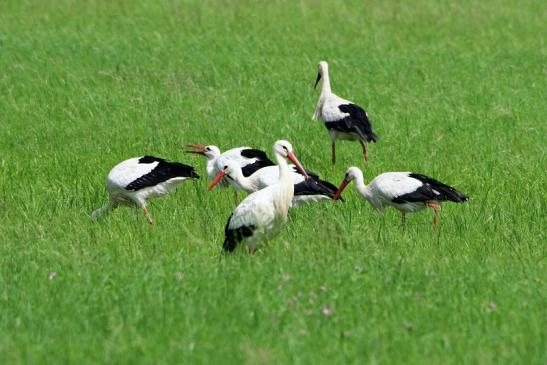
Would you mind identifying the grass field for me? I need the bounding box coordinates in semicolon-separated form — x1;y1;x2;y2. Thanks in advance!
1;0;545;363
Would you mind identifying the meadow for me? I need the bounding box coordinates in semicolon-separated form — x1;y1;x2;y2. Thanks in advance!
1;0;545;363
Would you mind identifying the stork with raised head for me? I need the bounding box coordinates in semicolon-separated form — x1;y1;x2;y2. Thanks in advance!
91;156;199;224
221;140;309;254
313;61;378;165
184;144;274;199
333;167;468;226
208;161;339;207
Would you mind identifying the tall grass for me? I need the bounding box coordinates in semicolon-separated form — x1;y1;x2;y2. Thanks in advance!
0;0;545;363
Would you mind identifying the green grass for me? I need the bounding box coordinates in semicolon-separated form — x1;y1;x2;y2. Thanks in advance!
1;0;545;363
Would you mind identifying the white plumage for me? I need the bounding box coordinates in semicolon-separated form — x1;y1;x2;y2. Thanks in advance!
313;61;378;164
91;156;199;224
185;144;274;195
333;167;468;226
314;93;355;123
209;162;338;207
210;164;297;191
221;140;309;254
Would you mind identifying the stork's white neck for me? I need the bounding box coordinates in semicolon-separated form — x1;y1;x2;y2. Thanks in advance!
353;170;372;200
271;149;294;218
228;167;258;193
275;152;292;185
320;66;332;95
206;157;218;179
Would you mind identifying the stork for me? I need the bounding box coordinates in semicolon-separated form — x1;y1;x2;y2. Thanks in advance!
313;61;378;165
91;156;199;224
208;161;339;207
333;167;468;227
221;140;308;254
184;144;274;200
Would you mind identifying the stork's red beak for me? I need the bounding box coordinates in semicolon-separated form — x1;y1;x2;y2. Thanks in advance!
333;179;350;201
286;152;309;179
184;144;206;155
208;171;226;191
314;73;321;89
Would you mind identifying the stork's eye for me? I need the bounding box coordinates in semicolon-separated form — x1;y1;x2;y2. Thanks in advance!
223;165;228;169
282;146;288;151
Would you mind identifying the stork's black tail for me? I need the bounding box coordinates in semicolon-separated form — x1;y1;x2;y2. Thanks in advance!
439;187;469;203
409;173;469;203
365;130;379;143
223;214;255;252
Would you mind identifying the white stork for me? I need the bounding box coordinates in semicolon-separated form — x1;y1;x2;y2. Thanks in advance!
221;140;309;254
208;161;339;207
184;144;274;200
333;167;468;226
91;156;199;224
313;61;378;165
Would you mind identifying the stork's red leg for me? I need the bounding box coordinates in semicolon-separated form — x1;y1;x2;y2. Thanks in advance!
331;142;336;165
143;207;153;225
426;201;440;228
360;141;368;165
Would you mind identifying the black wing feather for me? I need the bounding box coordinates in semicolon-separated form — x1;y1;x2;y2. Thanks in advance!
125;156;199;191
293;177;342;200
241;160;274;177
239;148;273;162
223;214;255;252
239;149;275;177
325;103;378;142
392;173;468;204
289;166;319;179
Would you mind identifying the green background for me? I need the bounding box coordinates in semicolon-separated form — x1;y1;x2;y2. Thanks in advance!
1;0;545;363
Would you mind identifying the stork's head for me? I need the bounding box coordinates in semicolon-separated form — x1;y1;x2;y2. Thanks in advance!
345;167;363;182
273;140;293;158
333;167;362;201
208;161;240;191
273;140;309;179
318;61;328;74
184;144;221;160
315;61;329;88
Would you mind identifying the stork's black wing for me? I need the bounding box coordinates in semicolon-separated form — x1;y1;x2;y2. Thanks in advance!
391;173;468;204
294;177;341;200
125;156;199;191
289;166;320;180
223;213;255;252
325;103;378;142
239;149;275;177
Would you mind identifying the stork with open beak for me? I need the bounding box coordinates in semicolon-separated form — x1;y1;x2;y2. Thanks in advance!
184;144;274;202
